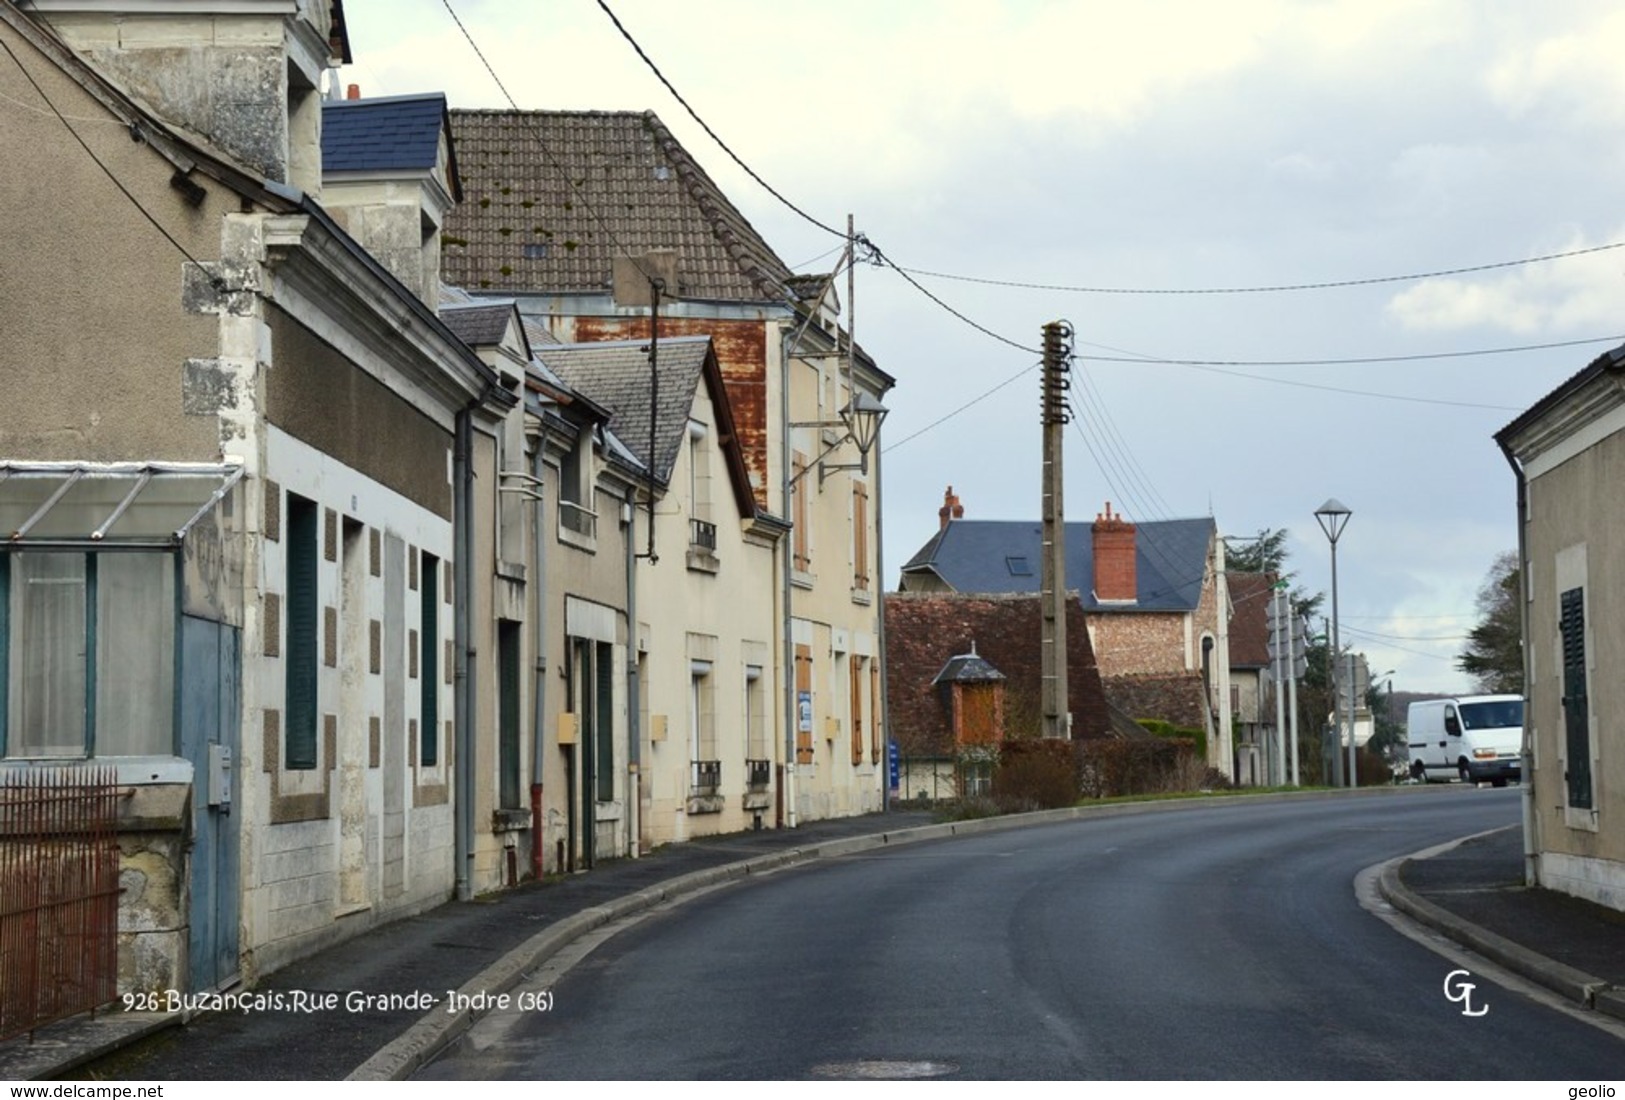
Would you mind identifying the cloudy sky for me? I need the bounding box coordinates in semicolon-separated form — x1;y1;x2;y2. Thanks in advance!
341;0;1625;694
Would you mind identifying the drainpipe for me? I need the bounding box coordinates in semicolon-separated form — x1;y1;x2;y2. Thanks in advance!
780;323;798;828
624;486;640;858
1498;440;1537;886
453;404;477;902
874;421;889;813
530;427;548;882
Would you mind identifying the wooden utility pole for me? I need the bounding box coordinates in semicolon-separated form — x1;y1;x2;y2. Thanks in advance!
1040;321;1073;739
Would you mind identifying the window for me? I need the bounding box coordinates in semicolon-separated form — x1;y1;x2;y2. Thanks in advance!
420;550;439;767
2;551;176;758
285;494;319;770
558;432;595;543
690;659;717;793
1559;586;1592;811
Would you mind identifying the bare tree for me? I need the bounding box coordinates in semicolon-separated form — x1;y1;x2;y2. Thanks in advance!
1456;550;1523;694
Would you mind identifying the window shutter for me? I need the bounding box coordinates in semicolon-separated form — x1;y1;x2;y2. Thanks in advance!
1560;586;1592;810
285;495;319;770
795;644;813;763
420;552;439;767
792;453;810;572
870;660;882;763
852;482;869;589
850;655;864;765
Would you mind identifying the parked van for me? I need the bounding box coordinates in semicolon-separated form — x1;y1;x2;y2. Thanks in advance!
1406;695;1523;786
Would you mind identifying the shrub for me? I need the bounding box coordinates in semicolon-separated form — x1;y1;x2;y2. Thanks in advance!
993;739;1079;810
1078;737;1202;798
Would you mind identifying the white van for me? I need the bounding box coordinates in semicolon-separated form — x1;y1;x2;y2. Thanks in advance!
1406;695;1523;786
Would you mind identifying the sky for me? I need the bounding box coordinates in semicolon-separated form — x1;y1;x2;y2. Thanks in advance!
338;0;1625;695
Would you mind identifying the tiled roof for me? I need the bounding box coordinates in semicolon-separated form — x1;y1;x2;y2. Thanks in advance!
322;94;454;184
443;110;795;300
1101;672;1206;730
534;336;712;486
884;593;1110;755
1226;572;1277;669
440;301;519;349
901;517;1215;612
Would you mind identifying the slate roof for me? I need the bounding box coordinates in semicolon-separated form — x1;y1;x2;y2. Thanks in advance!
322;94;457;194
440;301;520;349
534;336;712;486
444;110;795;301
901;517;1215;612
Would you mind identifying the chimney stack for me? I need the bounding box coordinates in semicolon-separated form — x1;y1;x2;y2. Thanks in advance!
347;84;361;100
1092;502;1137;604
938;485;964;530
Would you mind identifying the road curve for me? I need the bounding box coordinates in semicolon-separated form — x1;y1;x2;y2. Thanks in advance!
419;788;1622;1079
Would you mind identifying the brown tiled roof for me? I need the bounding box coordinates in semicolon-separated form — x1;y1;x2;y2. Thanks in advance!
444;110;795;302
884;593;1111;757
1102;672;1206;730
1227;572;1276;669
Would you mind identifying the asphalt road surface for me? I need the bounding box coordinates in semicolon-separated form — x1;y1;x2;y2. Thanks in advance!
418;788;1624;1079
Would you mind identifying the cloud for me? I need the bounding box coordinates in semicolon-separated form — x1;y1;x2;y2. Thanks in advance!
1383;229;1625;335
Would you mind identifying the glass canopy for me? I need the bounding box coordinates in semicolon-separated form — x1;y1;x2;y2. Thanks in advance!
0;462;243;547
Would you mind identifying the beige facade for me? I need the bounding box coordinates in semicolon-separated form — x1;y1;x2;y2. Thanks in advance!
1498;353;1625;910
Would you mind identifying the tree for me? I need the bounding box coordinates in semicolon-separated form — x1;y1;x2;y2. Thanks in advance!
1457;550;1523;694
1225;527;1324;620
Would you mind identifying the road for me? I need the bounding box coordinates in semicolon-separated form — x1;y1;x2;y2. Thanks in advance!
418;788;1623;1079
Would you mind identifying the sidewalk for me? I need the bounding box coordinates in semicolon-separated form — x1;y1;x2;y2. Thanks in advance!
5;793;1623;1080
1381;821;1625;1019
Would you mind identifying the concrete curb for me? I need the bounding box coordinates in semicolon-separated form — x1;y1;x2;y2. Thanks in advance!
1378;851;1612;1009
349;784;1458;1080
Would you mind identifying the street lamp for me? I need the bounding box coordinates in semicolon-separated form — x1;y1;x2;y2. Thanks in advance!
791;391;890;486
1314;498;1352;787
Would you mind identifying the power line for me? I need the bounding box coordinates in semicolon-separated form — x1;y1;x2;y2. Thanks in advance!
1082;333;1624;370
593;0;845;240
883;362;1039;453
900;240;1625;296
867;240;1041;354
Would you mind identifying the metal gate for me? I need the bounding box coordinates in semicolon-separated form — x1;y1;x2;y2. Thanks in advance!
0;766;120;1041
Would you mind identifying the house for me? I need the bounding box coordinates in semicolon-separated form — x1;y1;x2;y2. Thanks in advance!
1225;572;1278;785
1495;344;1625;911
884;593;1112;800
899;490;1233;775
443;108;895;827
535;336;782;846
0;1;514;1004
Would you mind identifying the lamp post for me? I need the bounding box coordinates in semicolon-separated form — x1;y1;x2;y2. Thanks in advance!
1314;499;1352;787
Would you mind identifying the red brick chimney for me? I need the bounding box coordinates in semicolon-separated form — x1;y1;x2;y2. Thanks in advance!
939;485;964;530
1092;502;1137;603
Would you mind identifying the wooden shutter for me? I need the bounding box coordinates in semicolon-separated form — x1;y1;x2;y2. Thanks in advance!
850;655;864;765
870;659;882;763
852;482;869;589
1560;586;1592;809
498;621;521;809
792;453;810;572
795;644;813;763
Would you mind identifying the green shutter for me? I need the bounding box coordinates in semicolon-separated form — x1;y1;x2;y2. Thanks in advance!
596;641;614;803
499;621;521;808
1560;586;1592;810
285;496;319;770
421;552;438;767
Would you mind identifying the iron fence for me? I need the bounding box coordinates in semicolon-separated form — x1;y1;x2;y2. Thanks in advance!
0;766;121;1041
745;758;771;793
690;759;721;796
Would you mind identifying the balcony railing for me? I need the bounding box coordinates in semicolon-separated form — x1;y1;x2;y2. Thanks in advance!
689;517;717;551
746;758;771;793
690;759;721;796
558;500;596;540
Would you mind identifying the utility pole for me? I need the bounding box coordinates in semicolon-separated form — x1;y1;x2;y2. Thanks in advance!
1040;321;1073;740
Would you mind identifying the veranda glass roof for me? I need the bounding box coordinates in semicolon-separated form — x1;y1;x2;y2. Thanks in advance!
0;462;243;547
